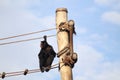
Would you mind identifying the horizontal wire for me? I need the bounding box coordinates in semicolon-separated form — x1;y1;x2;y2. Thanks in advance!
0;34;56;46
0;63;59;78
0;28;56;40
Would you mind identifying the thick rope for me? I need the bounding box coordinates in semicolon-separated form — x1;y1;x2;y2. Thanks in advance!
0;28;56;40
0;63;59;79
0;34;56;46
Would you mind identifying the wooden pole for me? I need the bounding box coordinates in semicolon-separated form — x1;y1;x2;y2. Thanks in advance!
56;8;73;80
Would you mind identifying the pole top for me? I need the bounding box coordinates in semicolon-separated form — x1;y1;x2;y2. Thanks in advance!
56;8;68;13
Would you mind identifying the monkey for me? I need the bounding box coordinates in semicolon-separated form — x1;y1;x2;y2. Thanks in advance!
38;36;56;72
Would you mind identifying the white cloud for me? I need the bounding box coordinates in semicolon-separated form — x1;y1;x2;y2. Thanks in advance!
94;0;120;10
78;33;108;46
74;45;103;79
0;0;41;8
94;62;120;80
0;4;55;38
94;0;120;6
102;11;120;25
39;16;55;28
95;0;112;5
74;44;120;80
85;7;97;13
76;27;87;34
89;34;108;41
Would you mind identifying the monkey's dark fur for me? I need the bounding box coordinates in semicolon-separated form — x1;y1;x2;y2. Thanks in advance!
38;36;56;72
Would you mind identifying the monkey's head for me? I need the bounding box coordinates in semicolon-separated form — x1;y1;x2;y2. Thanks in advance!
40;35;48;49
40;41;48;49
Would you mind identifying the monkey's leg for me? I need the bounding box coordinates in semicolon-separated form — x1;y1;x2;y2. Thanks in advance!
39;58;45;72
45;55;54;72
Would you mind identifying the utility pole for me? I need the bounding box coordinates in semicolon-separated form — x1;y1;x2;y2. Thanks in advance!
56;8;73;80
56;7;77;80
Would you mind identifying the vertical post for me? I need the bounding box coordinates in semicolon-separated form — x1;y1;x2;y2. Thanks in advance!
56;8;73;80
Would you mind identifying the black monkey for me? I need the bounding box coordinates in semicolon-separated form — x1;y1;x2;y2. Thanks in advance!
38;36;56;72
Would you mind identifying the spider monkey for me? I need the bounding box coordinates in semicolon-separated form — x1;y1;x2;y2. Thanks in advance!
38;36;56;72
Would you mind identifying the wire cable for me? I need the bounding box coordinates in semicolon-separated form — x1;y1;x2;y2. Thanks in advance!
0;34;56;46
0;28;56;40
0;63;59;79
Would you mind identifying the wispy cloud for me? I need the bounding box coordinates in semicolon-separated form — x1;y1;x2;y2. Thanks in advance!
94;0;120;6
102;11;120;25
74;44;120;80
94;0;120;10
76;27;87;34
85;7;97;13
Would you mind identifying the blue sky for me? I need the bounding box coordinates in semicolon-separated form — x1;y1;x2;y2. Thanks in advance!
0;0;120;80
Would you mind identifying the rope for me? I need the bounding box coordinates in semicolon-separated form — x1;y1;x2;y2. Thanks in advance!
0;34;56;46
0;63;59;79
0;28;56;40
